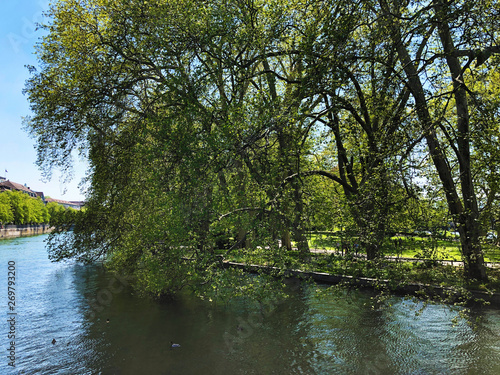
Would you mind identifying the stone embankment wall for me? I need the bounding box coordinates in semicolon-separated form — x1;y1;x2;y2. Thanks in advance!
224;261;500;307
0;224;54;239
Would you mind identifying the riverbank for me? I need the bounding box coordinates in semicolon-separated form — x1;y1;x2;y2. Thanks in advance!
223;259;500;308
0;224;54;239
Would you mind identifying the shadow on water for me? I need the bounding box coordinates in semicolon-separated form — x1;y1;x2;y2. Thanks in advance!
1;235;500;374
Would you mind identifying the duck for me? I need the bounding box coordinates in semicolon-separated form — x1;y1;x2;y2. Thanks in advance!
170;341;181;348
52;338;56;345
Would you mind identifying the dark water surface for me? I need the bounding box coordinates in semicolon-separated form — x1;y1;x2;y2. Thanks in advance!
1;235;500;374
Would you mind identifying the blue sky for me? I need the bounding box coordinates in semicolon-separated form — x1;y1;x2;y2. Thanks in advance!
1;0;87;201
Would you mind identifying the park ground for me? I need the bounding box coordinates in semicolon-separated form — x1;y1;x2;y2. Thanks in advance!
221;232;500;300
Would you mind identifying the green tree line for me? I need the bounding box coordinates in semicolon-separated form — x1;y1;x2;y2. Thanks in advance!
0;191;76;226
23;0;500;296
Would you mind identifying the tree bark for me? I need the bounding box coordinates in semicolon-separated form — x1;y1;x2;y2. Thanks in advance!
381;0;487;280
433;0;487;280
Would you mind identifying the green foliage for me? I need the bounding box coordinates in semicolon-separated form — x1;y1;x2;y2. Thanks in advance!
23;0;500;296
0;193;14;224
0;191;80;228
46;201;66;224
0;191;49;225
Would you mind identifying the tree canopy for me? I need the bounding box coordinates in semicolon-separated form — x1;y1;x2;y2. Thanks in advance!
24;0;500;295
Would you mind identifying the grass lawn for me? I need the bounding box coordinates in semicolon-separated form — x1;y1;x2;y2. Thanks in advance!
308;233;500;263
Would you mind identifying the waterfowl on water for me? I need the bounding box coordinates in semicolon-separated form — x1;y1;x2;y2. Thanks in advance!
170;341;181;348
52;338;56;345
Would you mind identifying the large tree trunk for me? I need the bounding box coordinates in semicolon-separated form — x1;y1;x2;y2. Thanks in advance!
263;57;309;258
281;230;292;251
355;198;386;260
433;0;487;281
381;0;487;280
458;217;487;280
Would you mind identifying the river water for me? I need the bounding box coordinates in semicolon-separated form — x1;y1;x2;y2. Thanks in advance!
1;235;500;374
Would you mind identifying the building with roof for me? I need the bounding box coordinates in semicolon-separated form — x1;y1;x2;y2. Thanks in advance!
0;179;39;198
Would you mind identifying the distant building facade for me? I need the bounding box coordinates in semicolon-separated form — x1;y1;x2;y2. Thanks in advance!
45;198;85;210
